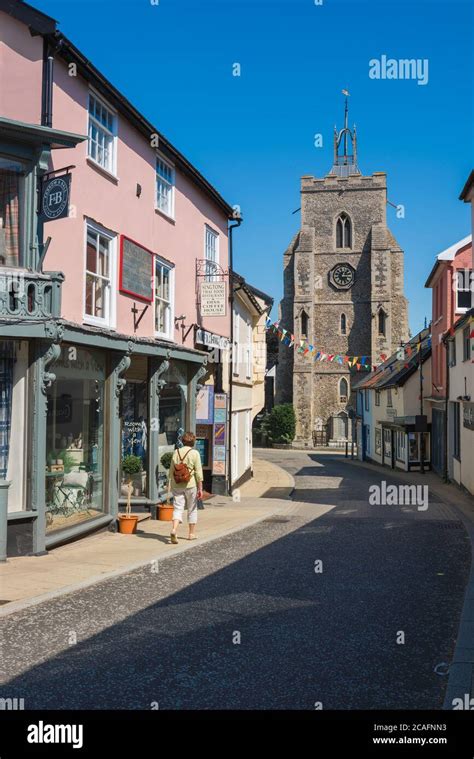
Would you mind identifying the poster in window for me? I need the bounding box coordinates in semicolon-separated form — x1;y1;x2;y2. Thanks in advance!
196;385;214;425
195;437;210;468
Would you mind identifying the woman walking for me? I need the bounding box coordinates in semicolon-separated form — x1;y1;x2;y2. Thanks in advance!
167;431;203;544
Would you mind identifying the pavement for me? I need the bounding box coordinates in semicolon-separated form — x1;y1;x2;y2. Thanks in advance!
1;449;472;710
0;457;295;615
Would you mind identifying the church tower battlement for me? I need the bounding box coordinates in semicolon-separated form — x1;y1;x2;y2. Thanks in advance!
276;96;409;446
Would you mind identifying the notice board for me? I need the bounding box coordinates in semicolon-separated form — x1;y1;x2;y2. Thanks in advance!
119;236;154;302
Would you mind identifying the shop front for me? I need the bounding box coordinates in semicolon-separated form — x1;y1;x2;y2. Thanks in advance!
45;344;106;533
1;325;207;558
381;419;431;472
194;328;230;495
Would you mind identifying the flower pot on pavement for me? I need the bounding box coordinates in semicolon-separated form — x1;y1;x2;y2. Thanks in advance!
158;504;174;521
118;514;139;534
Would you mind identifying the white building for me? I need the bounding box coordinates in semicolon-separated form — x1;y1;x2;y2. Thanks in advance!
230;274;272;489
444;308;474;495
355;329;432;471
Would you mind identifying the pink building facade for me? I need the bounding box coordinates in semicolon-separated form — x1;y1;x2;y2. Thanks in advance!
0;0;236;557
425;235;473;476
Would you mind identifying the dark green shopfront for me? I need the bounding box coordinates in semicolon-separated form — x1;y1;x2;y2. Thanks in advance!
1;323;207;559
0;118;207;559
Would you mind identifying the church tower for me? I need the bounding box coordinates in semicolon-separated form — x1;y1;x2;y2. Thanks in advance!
276;96;409;446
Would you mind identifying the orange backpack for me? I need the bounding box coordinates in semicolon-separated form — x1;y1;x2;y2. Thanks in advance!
173;448;192;484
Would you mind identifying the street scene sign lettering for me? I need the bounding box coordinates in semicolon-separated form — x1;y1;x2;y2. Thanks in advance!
40;174;71;221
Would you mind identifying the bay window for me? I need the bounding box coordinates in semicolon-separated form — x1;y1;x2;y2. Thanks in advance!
0;157;24;268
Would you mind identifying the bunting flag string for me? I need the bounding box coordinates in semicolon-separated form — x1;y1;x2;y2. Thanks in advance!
265;317;430;373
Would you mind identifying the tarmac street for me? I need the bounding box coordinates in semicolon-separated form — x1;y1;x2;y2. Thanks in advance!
0;450;472;710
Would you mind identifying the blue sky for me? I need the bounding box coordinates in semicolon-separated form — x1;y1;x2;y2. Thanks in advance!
37;0;473;334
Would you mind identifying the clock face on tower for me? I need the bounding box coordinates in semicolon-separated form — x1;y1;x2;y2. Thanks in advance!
329;263;355;290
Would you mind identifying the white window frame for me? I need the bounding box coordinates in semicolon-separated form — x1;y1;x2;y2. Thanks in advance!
232;411;239;483
87;90;117;176
233;310;240;376
245;410;251;470
204;225;219;281
455;269;473;313
245;319;252;379
154;257;175;340
83;220;117;329
155;155;175;219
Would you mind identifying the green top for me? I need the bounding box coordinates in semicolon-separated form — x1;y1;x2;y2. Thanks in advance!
168;446;203;490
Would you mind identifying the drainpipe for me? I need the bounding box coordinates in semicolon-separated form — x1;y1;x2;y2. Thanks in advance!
41;38;55;128
419;334;425;474
444;335;450;483
227;215;242;495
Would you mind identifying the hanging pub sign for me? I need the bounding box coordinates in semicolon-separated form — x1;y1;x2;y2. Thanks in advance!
40;173;71;222
200;281;227;316
119;236;154;302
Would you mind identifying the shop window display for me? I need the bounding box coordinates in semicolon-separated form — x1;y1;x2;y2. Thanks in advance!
158;384;186;490
45;346;105;532
120;380;148;497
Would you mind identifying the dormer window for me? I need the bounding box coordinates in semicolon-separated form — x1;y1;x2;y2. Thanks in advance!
336;213;352;248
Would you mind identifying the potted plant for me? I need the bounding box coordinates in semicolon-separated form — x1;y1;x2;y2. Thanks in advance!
158;451;174;521
121;454;143;496
118;480;138;534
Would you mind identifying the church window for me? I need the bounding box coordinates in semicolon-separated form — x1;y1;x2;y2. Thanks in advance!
340;313;347;335
336;213;352;248
378;309;387;336
300;310;309;338
339;377;348;402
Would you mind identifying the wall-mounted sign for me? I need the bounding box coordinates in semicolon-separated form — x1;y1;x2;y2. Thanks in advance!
40;174;71;222
119;236;154;302
212;393;227;475
200;281;227;316
195;328;229;351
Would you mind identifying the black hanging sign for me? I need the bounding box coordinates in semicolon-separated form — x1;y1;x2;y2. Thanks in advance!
40;173;71;222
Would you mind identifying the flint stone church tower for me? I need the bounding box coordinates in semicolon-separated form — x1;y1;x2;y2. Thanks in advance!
276;100;409;446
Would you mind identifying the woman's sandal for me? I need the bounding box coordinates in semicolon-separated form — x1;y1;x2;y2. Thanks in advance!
188;535;197;541
170;532;178;544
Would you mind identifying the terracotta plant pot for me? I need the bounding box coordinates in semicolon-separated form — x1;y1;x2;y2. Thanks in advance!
158;504;174;521
118;514;139;534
